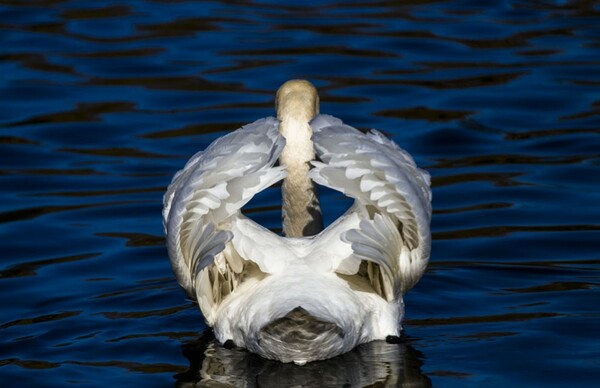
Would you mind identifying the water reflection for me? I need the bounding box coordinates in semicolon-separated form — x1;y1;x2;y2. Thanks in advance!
176;332;431;388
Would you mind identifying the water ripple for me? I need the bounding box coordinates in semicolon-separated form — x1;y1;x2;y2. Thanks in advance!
0;253;100;279
433;224;600;240
1;0;598;385
0;311;81;330
99;304;193;320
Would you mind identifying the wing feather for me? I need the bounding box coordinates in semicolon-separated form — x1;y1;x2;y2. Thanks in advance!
310;115;431;296
163;117;286;323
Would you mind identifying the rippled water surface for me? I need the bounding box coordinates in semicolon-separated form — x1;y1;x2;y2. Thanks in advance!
1;0;599;386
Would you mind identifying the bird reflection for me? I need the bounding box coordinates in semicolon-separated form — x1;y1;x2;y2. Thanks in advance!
175;331;431;387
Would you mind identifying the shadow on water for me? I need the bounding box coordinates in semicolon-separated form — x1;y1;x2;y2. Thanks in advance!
176;331;431;388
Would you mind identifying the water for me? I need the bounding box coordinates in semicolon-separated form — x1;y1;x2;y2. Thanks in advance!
1;0;599;386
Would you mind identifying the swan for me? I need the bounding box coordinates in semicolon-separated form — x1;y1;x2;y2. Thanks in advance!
163;80;431;365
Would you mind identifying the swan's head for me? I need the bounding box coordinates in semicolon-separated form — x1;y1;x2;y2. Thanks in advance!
275;79;320;121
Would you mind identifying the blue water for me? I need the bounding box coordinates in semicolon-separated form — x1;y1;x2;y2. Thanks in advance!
1;0;599;386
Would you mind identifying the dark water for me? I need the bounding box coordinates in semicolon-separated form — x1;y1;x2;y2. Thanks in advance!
1;0;599;386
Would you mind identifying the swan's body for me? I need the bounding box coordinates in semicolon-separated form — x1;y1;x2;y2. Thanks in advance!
163;80;431;365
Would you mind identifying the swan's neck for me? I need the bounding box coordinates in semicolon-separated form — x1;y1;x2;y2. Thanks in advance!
276;80;323;237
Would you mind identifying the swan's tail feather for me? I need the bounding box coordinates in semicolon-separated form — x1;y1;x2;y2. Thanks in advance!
258;307;345;365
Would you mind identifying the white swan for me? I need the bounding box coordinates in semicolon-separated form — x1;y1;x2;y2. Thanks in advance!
163;80;432;365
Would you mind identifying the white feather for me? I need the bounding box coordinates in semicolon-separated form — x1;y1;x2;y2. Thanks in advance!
164;86;431;364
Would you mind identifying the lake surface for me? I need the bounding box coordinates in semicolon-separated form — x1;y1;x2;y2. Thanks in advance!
1;0;599;386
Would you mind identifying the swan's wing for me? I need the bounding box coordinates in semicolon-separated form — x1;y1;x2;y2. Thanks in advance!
309;114;431;298
163;117;286;322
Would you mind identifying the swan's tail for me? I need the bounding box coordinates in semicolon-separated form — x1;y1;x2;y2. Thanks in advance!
257;307;345;365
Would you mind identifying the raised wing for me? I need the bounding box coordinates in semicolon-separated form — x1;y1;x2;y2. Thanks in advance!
163;117;286;322
309;114;431;298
